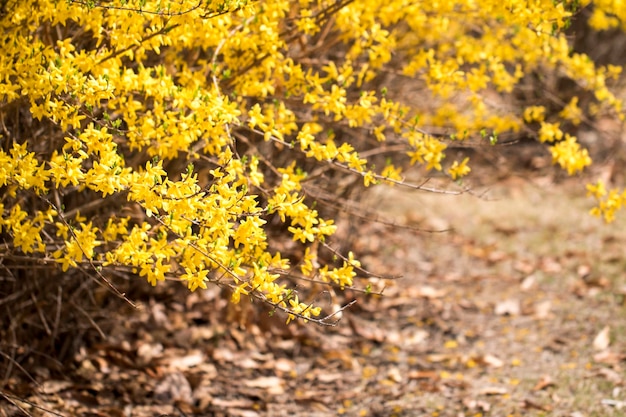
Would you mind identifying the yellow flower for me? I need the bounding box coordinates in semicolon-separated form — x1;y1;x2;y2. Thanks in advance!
549;135;591;175
539;122;564;143
231;284;249;304
559;97;583;126
523;106;546;123
586;181;606;199
448;157;471;180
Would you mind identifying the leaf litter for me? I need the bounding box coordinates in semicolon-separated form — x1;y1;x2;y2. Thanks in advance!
2;176;626;416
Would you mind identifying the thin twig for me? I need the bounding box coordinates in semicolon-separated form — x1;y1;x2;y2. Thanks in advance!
271;269;387;296
246;126;466;195
320;241;402;280
30;293;52;336
40;197;138;309
0;390;33;417
302;184;453;233
98;22;180;65
52;286;62;342
70;301;106;339
0;351;38;386
69;0;203;17
0;390;65;417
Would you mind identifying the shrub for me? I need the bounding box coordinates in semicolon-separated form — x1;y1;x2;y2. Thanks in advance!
0;0;624;347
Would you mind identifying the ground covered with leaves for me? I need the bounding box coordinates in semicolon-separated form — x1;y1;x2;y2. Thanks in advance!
2;157;626;417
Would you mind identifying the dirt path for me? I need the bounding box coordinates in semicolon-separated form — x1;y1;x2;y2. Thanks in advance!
2;176;625;417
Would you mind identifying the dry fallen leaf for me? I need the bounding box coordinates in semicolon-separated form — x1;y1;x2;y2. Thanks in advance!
348;316;386;342
39;380;73;395
577;264;591;278
154;372;193;404
494;299;521;316
593;326;611;351
211;398;256;408
411;285;446;299
273;357;296;374
522;398;552;411
387;367;403;383
136;342;163;365
213;347;236;362
584;276;610;288
167;350;205;370
386;328;429;346
533;300;552;319
520;274;537;291
227;410;261;417
593;350;624;365
244;376;284;395
532;375;555;391
478;386;508;395
315;372;345;383
481;354;504;368
514;259;535;275
597;367;624;384
408;370;440;380
601;399;626;408
462;397;491;412
540;257;562;273
427;353;458;363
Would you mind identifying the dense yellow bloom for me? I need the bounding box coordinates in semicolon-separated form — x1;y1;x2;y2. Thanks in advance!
550;135;592;175
1;0;625;323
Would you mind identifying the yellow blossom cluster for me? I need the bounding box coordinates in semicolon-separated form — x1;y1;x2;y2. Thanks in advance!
587;181;626;223
0;0;624;322
586;0;626;31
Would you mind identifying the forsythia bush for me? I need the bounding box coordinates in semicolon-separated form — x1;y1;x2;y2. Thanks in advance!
0;0;623;322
